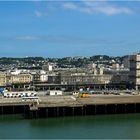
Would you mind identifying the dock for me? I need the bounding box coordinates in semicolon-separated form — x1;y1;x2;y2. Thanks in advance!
1;95;140;118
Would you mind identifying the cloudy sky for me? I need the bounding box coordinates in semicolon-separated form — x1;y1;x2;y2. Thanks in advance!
0;1;140;57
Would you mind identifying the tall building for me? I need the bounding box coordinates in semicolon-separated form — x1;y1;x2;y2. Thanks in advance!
129;54;140;90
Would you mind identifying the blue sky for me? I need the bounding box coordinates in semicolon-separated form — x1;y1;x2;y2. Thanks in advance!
0;1;140;57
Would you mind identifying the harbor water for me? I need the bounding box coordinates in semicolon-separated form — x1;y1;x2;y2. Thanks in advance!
0;114;140;139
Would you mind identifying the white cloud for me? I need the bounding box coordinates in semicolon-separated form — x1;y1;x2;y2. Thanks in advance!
16;36;39;41
16;35;126;45
62;1;134;16
63;2;78;10
35;11;43;17
35;10;48;17
81;6;133;15
34;1;134;17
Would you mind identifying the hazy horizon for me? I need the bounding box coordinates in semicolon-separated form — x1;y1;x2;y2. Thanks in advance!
0;53;132;59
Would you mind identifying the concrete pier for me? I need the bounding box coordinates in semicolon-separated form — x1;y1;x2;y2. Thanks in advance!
1;95;140;118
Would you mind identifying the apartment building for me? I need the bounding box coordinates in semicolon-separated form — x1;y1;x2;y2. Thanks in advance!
8;73;33;84
129;54;140;89
59;72;112;85
0;72;6;86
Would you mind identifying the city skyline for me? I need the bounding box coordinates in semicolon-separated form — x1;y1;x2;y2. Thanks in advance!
0;1;140;57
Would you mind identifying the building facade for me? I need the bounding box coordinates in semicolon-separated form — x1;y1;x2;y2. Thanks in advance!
59;72;112;85
129;54;140;89
0;72;6;86
8;73;33;84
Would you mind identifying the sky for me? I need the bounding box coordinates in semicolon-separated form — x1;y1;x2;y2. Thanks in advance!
0;1;140;57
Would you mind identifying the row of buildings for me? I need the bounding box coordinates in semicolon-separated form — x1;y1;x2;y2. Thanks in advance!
0;53;139;90
0;66;129;87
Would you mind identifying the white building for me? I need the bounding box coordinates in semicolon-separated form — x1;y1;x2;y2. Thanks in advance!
93;67;103;75
112;63;120;70
11;69;22;75
40;70;46;74
46;90;62;96
40;74;48;82
88;63;97;69
10;69;30;75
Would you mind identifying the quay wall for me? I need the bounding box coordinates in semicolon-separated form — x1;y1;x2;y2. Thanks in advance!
1;103;140;118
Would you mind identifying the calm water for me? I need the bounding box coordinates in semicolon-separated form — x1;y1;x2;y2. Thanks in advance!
0;114;140;139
